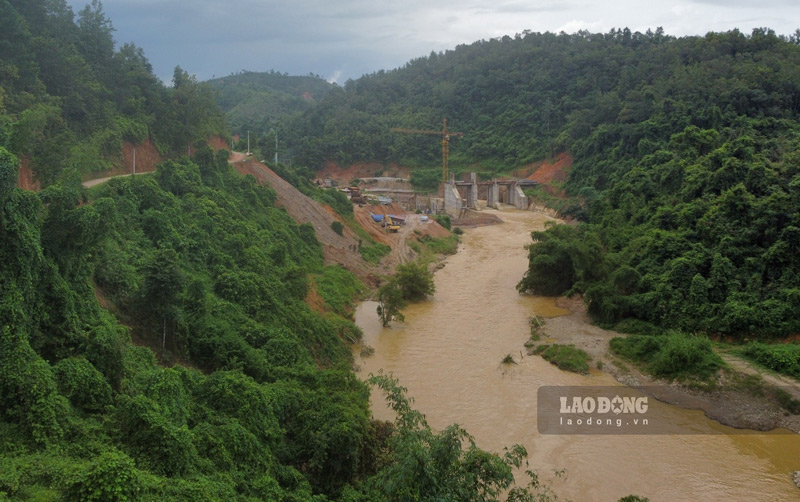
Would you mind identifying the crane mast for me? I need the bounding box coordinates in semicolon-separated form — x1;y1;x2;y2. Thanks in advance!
391;118;463;183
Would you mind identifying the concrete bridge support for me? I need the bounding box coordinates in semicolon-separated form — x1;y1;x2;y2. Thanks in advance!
466;172;478;209
487;180;500;208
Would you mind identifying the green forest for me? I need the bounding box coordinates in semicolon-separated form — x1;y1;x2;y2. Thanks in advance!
4;0;800;498
0;0;224;187
207;71;334;158
0;1;559;500
266;27;800;340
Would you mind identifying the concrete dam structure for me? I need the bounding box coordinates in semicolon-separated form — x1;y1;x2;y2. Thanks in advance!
443;173;538;216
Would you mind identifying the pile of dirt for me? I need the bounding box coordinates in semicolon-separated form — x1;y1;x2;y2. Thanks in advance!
452;212;504;228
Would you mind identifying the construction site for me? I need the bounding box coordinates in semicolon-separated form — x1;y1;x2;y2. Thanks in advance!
322;118;541;220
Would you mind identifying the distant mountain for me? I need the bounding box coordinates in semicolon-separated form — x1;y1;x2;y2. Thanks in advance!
207;71;335;138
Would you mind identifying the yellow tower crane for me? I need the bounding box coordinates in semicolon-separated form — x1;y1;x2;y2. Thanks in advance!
391;118;464;183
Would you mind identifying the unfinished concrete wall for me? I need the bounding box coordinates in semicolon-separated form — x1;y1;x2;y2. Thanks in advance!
512;184;528;210
444;182;463;217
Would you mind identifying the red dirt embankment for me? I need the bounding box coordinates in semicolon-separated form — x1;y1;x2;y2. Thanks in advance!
79;136;230;184
233;155;450;284
75;139;162;183
16;157;40;191
525;152;573;185
318;161;410;183
234;156;381;286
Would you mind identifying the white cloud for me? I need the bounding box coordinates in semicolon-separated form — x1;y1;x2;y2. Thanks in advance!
63;0;800;83
327;70;343;85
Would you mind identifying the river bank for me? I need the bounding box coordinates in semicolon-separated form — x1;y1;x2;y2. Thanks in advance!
355;208;800;501
535;295;800;435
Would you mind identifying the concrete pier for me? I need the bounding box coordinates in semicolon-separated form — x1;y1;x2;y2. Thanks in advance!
446;173;537;214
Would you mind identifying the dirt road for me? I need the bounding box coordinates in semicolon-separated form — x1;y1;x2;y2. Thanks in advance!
718;351;800;400
82;173;137;188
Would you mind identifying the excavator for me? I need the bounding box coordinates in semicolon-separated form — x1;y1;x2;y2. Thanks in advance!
384;213;400;233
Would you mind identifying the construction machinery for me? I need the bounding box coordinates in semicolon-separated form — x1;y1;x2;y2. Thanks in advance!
384;213;400;233
391;118;464;183
348;186;365;205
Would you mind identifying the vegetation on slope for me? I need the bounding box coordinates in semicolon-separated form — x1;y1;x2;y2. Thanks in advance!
0;137;562;500
502;30;800;339
0;0;225;187
207;70;334;156
0;142;375;499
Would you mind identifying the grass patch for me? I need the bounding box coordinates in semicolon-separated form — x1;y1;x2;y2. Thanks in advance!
528;315;545;341
419;234;459;257
360;242;391;264
501;354;517;365
314;265;366;317
728;370;766;397
774;388;800;415
533;344;590;374
739;342;800;379
610;332;723;381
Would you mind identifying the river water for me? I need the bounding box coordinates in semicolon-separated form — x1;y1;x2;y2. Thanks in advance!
354;209;800;502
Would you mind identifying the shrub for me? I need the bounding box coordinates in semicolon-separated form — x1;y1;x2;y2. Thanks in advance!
611;333;723;380
394;262;435;302
433;214;451;230
53;357;113;413
534;344;590;374
67;451;141;502
376;281;406;327
331;220;344;236
116;395;198;476
741;342;800;378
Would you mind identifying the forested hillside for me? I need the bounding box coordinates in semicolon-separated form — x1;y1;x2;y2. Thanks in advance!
282;28;800;338
207;71;334;154
0;0;224;187
0;2;549;499
0;140;545;502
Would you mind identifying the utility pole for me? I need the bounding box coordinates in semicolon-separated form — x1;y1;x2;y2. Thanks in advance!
132;147;136;175
274;130;278;165
247;130;250;155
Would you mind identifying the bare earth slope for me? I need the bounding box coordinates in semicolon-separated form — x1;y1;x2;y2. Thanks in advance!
233;156;379;284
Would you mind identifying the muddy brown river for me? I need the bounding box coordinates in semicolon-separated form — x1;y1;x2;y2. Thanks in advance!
355;209;800;502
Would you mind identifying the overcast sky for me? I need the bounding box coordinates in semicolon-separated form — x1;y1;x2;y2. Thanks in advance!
64;0;799;85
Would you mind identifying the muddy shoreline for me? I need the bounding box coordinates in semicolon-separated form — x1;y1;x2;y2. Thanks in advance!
538;296;800;434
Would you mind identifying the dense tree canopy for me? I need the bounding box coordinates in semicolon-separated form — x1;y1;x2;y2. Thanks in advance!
0;0;225;187
272;27;800;337
207;70;334;157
